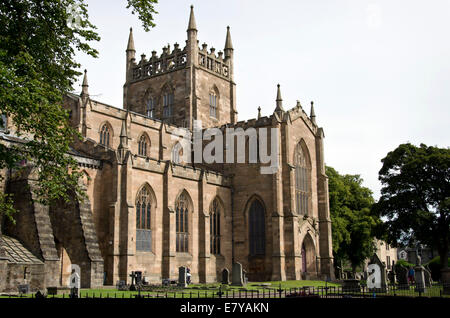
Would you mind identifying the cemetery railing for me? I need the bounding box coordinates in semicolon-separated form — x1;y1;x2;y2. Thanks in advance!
11;282;449;299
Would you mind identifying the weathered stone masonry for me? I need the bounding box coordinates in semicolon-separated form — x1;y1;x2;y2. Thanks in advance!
0;6;334;291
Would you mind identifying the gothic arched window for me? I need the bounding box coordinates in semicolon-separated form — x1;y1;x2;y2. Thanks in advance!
210;198;221;255
176;192;190;253
163;92;174;119
100;123;111;147
209;91;217;118
138;134;149;157
146;97;155;118
136;185;153;251
294;141;311;215
249;199;265;256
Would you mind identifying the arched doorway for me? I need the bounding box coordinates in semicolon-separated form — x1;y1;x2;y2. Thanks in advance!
301;233;316;275
301;243;307;273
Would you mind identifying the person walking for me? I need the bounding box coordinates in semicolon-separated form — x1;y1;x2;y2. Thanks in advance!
408;267;415;285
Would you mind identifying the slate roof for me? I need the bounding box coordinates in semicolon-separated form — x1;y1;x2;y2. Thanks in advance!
0;235;43;265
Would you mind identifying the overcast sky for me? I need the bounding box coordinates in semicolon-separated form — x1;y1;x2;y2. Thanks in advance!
74;0;450;199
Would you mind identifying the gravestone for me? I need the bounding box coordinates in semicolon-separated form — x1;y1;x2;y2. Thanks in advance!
47;287;58;295
423;267;432;288
178;266;187;288
367;254;387;293
414;256;426;293
116;280;127;291
221;268;230;285
186;267;191;285
335;260;344;280
134;271;142;285
231;262;245;286
388;261;396;285
342;279;360;292
388;270;396;285
18;284;29;294
129;271;138;291
407;250;418;265
345;271;355;279
395;265;409;290
162;278;170;287
69;266;81;298
335;265;343;280
35;290;45;299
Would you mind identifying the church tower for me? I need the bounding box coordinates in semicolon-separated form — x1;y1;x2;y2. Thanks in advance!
123;6;237;129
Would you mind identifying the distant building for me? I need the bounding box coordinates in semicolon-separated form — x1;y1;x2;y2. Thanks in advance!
399;246;440;265
363;240;398;271
398;249;408;261
374;240;398;270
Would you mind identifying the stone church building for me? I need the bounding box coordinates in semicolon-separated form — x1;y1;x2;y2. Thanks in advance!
0;6;333;291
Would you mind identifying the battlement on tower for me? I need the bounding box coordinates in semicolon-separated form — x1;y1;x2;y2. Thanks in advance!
123;5;237;128
198;43;230;79
130;43;188;82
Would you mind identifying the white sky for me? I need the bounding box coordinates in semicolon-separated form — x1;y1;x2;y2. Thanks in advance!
74;0;450;199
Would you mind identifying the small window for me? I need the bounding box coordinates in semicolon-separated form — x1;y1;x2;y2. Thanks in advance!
138;135;148;156
100;124;111;147
209;93;217;118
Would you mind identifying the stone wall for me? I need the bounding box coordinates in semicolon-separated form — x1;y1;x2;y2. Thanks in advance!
26;6;334;284
5;170;61;289
1;263;45;293
66;101;333;284
50;193;104;288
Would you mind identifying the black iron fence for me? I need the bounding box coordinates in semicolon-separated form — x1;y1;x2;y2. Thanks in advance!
4;282;448;299
288;283;447;298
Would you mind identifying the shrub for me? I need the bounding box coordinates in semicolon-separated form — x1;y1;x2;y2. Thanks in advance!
396;259;415;268
425;256;450;281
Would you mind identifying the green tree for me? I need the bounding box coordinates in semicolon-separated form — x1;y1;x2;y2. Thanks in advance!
327;166;381;271
372;143;450;270
0;0;158;219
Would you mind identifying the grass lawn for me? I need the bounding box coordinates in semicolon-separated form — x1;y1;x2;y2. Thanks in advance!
262;280;340;289
2;280;447;299
81;280;340;298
